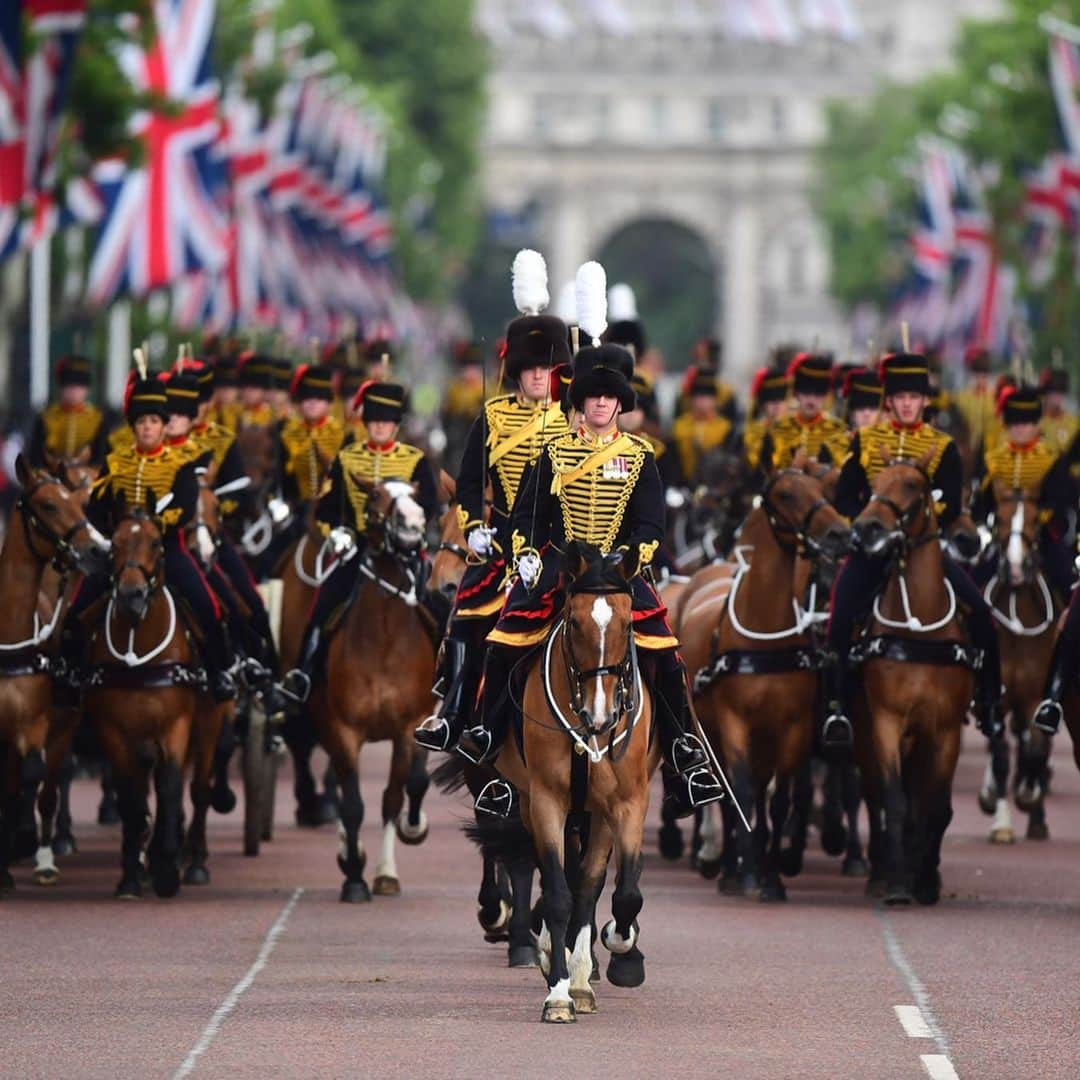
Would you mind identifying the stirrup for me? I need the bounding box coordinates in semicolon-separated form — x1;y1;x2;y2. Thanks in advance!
822;709;853;750
281;669;311;705
457;724;495;765
1032;699;1063;736
414;714;453;752
685;766;725;808
475;779;516;818
671;733;709;774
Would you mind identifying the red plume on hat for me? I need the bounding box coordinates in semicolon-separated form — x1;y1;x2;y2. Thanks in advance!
122;369;138;413
877;352;896;381
290;363;311;398
681;364;700;398
549;362;571;403
843;367;867;398
750;366;769;400
995;383;1018;417
787;351;813;378
351;378;377;413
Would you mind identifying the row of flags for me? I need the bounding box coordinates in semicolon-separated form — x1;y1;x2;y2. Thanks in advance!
478;0;860;42
1;0;414;344
893;18;1080;362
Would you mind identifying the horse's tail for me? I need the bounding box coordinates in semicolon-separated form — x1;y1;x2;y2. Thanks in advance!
430;754;469;795
464;812;533;866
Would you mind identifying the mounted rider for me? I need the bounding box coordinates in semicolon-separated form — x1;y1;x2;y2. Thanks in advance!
236;352;278;429
841;367;884;433
455;264;725;818
742;361;790;475
209;351;242;432
1038;366;1078;456
285;381;440;698
759;352;850;474
61;370;237;702
29;354;108;468
822;352;1003;749
669;366;736;486
971;384;1076;601
415;249;572;752
261;364;345;575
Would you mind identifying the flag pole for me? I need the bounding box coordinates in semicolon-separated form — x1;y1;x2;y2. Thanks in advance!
29;236;51;408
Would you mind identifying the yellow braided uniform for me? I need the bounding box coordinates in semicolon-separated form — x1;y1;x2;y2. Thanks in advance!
189;421;234;471
279;415;345;503
857;421;952;482
742;416;773;471
336;441;427;528
238;402;276;429
91;445;190;530
444;377;485;421
107;423;134;454
37;404;104;459
980;439;1059;498
212;400;242;432
1041;412;1078;456
670;413;732;482
766;412;849;470
954;387;997;447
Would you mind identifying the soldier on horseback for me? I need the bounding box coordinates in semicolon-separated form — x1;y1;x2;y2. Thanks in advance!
455;315;725;818
61;373;238;703
285;381;440;697
415;249;572;752
841;368;884;432
822;352;1003;749
28;355;108;468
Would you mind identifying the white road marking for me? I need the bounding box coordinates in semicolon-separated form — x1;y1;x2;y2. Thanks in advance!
172;887;303;1079
894;1004;933;1038
921;1054;960;1080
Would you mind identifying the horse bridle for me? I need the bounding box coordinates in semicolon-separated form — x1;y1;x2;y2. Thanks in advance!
111;512;165;606
864;464;937;551
18;477;98;570
760;469;831;558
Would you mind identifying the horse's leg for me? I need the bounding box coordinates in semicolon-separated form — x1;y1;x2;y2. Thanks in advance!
718;792;740;894
324;722;367;903
780;758;812;877
183;703;219;886
0;742;17;889
913;732;959;907
148;714;191;899
532;788;574;1023
209;717;237;815
760;775;789;902
98;760;120;825
601;802;647;989
53;751;77;855
657;767;684;861
566;819;612;1014
507;839;539;968
400;740;430;842
105;736;147;900
373;735;412;896
841;764;869;877
985;730;1014;844
477;847;509;941
697;801;723;879
14;731;47;863
33;763;60;886
875;714;910;906
322;760;339;813
821;760;848;856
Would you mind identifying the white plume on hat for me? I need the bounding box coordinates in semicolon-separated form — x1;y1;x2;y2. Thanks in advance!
607;282;638;322
575;261;607;347
554;280;577;323
511;249;550;316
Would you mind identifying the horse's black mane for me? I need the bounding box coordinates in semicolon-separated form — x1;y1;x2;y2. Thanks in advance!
565;543;631;595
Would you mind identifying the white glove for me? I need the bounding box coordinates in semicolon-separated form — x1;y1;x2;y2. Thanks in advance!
518;551;542;590
665;487;686;510
328;526;356;556
195;524;216;566
467;525;495;557
267;497;291;525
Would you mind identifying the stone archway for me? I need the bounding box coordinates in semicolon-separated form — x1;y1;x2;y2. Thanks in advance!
593;218;720;371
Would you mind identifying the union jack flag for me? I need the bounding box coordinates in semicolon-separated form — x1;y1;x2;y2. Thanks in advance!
1048;28;1080;157
86;0;227;305
723;0;800;45
799;0;860;40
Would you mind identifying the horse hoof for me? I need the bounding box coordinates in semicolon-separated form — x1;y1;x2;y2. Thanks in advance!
865;878;886;899
1014;782;1043;815
98;797;120;826
884;885;912;907
658;822;684;861
989;827;1015;845
508;945;540;968
541;1000;576;1024
296;798;336;828
842;855;870;878
759;880;787;902
183;864;210;886
372;875;400;896
606;946;646;988
1026;820;1049;841
52;834;77;857
33;866;60;886
211;786;237;815
977;787;997;815
395;810;428;846
821;818;847;857
779;847;804;878
913;873;941;906
340;879;372;903
698;857;723;881
570;987;597;1014
115;879;142;900
152;864;181;899
738;872;758;898
479;899;511;941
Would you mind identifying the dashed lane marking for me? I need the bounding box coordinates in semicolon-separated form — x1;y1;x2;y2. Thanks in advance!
172;887;304;1080
921;1054;961;1080
894;1004;933;1038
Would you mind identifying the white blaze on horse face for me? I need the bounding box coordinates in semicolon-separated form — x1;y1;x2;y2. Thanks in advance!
384;481;426;544
590;596;614;731
1006;502;1025;584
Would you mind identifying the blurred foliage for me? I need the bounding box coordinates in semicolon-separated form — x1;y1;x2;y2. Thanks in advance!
815;0;1080;364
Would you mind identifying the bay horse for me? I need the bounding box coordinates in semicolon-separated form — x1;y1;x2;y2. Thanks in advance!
976;489;1059;842
83;498;229;898
678;463;851;900
312;479;435;902
850;453;975;906
493;542;657;1023
232;422;280;565
0;456;110;889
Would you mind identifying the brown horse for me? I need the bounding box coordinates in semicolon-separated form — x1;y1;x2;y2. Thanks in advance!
976;488;1059;843
678;464;851;899
851;454;974;906
232;422;280;563
83;500;228;898
0;455;110;889
493;543;658;1023
313;479;435;902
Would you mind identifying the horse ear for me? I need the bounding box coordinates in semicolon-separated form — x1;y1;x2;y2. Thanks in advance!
43;449;60;473
564;540;587;579
75;444;92;466
15;453;34;489
57;459;73;490
915;446;935;473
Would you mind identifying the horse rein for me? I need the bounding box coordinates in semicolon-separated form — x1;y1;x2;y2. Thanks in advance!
760;470;831;559
18;478;99;570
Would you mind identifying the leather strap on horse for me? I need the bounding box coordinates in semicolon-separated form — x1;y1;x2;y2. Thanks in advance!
0;645;51;678
850;634;983;670
86;662;207;691
693;646;821;694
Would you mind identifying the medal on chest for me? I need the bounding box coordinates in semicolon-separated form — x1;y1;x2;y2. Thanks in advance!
601;455;629;480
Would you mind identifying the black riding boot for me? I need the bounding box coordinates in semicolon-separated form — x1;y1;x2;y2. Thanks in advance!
283;625;323;704
457;646;515;767
1033;621;1076;734
415;638;476;751
821;654;853;751
655;661;724;819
